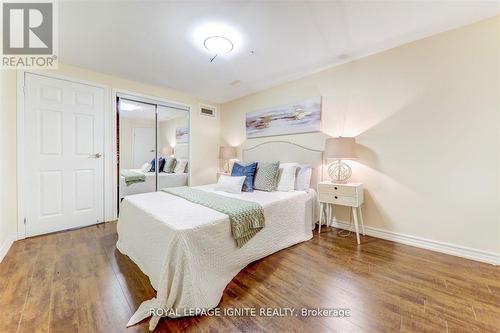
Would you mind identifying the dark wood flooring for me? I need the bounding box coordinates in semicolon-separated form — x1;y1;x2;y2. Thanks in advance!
0;222;499;333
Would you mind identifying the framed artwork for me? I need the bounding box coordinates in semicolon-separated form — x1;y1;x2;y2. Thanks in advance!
246;96;321;138
176;127;189;143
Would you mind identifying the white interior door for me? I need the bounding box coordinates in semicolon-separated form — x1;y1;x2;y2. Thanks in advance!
132;127;155;168
24;73;104;236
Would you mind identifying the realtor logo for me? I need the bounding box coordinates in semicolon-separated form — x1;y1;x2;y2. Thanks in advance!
1;0;58;68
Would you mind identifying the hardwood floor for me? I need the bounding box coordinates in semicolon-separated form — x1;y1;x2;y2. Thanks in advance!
0;222;499;333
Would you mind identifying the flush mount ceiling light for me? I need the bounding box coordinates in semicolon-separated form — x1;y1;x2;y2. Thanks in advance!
204;36;233;54
191;22;243;63
204;36;233;62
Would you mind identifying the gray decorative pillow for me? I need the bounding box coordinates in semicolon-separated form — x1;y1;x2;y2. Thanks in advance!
253;161;280;191
163;157;177;173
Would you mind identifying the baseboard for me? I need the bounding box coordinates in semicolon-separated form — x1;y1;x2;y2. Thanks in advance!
0;235;16;263
329;219;500;266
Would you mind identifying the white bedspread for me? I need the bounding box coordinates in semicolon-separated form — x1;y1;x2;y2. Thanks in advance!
116;184;318;330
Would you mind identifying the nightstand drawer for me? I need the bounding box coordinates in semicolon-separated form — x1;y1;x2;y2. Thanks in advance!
318;183;357;196
318;192;358;206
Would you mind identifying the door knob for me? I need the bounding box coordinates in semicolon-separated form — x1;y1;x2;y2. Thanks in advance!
88;153;101;158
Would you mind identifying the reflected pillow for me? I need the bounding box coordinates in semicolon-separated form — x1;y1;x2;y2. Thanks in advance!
149;157;165;172
174;159;188;174
140;163;151;173
231;162;257;192
163;157;176;173
215;175;246;194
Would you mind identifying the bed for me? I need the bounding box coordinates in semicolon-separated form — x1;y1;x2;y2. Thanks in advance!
117;141;323;330
119;170;188;198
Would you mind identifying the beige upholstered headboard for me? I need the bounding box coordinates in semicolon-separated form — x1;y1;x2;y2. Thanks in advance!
242;141;324;190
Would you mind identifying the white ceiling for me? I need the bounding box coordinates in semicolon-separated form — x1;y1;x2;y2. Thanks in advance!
60;1;500;103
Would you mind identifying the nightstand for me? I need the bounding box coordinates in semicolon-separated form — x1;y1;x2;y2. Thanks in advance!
317;181;365;244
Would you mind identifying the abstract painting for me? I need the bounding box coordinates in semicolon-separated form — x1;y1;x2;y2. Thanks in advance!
176;127;189;143
246;96;321;138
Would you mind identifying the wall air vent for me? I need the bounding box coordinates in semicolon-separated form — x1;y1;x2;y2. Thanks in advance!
200;104;216;117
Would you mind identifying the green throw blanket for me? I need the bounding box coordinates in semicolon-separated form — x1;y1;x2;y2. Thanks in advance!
162;186;265;248
122;170;146;186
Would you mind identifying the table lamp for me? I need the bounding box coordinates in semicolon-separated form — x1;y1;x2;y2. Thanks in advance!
219;146;237;173
324;137;357;183
162;146;174;157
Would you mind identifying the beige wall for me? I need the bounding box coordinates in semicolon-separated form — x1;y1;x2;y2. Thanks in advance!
159;115;190;160
0;70;18;248
220;17;500;254
0;63;220;244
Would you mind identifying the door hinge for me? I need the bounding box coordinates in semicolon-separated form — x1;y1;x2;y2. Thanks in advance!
22;86;25;94
23;218;27;224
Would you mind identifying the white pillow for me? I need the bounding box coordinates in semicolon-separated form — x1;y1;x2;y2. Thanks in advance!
174;159;188;174
295;164;312;191
140;162;151;173
276;163;298;192
215;175;246;193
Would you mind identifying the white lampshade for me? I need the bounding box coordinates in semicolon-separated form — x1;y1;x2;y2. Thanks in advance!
219;146;237;159
324;137;357;159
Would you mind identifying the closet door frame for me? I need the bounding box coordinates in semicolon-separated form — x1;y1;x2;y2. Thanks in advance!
112;89;191;220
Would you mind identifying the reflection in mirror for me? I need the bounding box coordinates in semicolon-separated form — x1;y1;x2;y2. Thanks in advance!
118;98;157;201
117;97;190;210
157;106;189;190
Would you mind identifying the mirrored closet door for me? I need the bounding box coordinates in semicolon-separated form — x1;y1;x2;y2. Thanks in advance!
117;95;189;209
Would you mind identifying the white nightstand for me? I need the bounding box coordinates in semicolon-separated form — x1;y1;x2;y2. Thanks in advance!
317;181;365;244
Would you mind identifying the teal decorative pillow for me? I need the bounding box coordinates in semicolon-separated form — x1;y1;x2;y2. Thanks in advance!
163;157;177;173
253;161;280;191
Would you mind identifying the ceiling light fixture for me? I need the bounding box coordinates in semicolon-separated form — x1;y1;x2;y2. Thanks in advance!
191;22;243;62
204;36;234;62
119;101;141;111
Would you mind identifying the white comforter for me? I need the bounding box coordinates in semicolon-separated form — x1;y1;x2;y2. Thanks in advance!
116;184;318;330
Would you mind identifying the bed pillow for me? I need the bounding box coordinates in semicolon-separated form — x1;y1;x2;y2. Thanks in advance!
163;157;177;173
228;159;239;174
140;162;151;173
295;164;312;191
253;161;280;191
276;163;298;192
215;175;246;194
174;159;188;174
231;162;258;192
149;157;165;172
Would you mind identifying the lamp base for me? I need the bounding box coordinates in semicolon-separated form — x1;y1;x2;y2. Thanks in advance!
328;160;352;183
223;160;229;173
